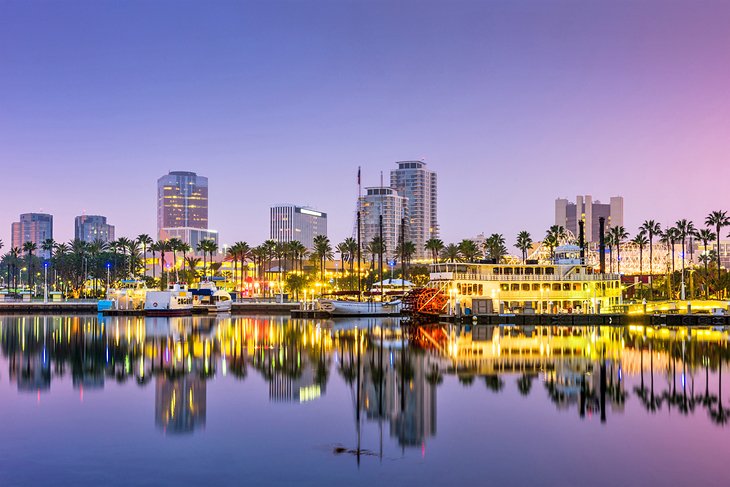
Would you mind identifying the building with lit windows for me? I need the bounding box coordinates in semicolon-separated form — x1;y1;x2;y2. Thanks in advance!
270;205;327;251
390;161;438;260
555;195;624;243
157;171;217;248
11;213;54;258
358;187;407;262
74;214;115;243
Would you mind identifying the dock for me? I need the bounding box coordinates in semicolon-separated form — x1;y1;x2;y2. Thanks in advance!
437;313;730;327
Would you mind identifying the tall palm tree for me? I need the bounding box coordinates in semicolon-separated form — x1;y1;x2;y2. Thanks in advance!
458;239;481;262
137;234;153;278
605;232;615;273
149;241;159;280
632;232;649;296
396;240;417;283
313;235;334;283
339;237;357;288
640;220;661;299
424;238;445;264
514;231;533;264
9;247;21;291
608;226;629;274
167;237;183;282
226;244;240;290
366;237;384;276
22;241;38;294
675;219;694;298
696;228;716;299
705;210;729;295
440;243;461;263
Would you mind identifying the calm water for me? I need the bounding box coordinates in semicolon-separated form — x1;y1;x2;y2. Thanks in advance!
0;314;728;487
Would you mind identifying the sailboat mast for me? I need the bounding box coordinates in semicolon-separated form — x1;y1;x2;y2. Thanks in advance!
357;167;362;302
379;171;384;302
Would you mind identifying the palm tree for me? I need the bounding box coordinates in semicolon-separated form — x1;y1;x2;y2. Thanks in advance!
514;231;533;264
137;234;153;278
424;238;445;264
640;220;661;299
396;241;417;283
675;219;694;299
608;226;629;274
149;241;159;280
632;232;649;296
705;210;729;295
167;237;184;281
440;243;461;263
458;239;481;262
22;241;38;294
696;228;716;299
312;235;334;284
366;237;384;275
484;233;507;262
339;237;358;288
544;225;566;263
605;232;615;273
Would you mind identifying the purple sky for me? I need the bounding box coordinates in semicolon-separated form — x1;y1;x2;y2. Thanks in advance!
1;0;730;250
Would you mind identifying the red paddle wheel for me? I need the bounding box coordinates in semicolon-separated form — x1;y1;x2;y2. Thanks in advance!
403;287;448;316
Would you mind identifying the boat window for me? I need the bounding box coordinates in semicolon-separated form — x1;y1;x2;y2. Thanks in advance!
573;284;581;291
521;284;530;291
524;268;533;275
514;267;523;275
563;283;571;291
457;284;462;293
535;268;543;275
532;284;540;291
500;284;509;292
542;283;551;291
478;284;483;295
493;268;501;275
552;283;561;291
545;267;555;275
504;267;513;275
510;284;520;291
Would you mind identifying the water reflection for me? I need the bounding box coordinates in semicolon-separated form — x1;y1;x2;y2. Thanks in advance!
1;314;729;448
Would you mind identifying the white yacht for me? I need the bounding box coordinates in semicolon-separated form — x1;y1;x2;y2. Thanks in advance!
191;281;232;313
144;283;193;316
318;298;402;316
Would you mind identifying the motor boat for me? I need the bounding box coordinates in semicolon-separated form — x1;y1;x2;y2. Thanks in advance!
144;283;193;316
191;281;232;313
318;298;401;316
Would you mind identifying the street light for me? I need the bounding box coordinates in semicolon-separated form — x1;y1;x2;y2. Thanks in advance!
106;262;111;298
44;261;49;303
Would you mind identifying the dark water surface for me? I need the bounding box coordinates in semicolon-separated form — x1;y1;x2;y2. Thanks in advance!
0;314;728;486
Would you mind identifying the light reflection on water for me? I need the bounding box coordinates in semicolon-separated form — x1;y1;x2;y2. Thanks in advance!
0;314;728;486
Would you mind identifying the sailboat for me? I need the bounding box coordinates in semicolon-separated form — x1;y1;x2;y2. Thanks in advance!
318;168;402;317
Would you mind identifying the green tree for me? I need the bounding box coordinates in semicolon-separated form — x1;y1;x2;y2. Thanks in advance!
458;239;481;262
608;226;629;274
705;210;729;295
514;231;533;264
640;220;661;299
312;235;334;285
22;241;38;295
696;228;716;299
632;232;649;296
137;234;153;278
440;243;461;263
484;233;507;262
424;238;445;264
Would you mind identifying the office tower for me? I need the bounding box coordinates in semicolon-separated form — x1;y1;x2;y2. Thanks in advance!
555;195;624;243
390;161;438;260
358;187;408;262
157;171;218;247
11;213;54;258
74;215;115;243
270;205;327;251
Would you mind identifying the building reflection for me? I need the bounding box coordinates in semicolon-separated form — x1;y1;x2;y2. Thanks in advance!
1;313;729;445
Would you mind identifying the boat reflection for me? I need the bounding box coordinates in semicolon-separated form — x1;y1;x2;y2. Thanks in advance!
0;314;729;448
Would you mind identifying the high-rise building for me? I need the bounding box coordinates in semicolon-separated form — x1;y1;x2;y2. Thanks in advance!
270;205;327;251
390;161;438;260
358;187;408;262
11;213;54;258
555;195;624;243
74;215;115;243
157;171;217;247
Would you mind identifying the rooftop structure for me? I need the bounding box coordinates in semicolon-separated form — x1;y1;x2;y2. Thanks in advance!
270;205;327;251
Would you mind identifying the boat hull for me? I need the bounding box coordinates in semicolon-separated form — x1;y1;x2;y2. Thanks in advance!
318;299;401;316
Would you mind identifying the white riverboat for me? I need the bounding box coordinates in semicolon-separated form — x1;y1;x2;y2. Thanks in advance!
144;283;193;316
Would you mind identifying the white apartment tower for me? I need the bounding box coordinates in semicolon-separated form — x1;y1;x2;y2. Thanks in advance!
358;187;408;262
390;161;438;260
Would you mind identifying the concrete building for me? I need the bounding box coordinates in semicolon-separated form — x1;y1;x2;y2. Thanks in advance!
270;205;327;251
74;215;115;243
390;161;438;260
358;187;407;262
157;171;217;247
11;213;54;258
555;195;623;243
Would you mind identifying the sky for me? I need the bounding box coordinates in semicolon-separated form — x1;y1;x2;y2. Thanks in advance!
1;0;730;250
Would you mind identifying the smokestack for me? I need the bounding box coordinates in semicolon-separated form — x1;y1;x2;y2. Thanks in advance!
578;220;585;264
599;217;606;274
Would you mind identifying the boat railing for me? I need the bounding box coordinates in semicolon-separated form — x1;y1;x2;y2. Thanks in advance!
435;272;620;282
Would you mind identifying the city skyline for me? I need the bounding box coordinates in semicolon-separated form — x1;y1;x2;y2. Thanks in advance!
2;1;730;248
